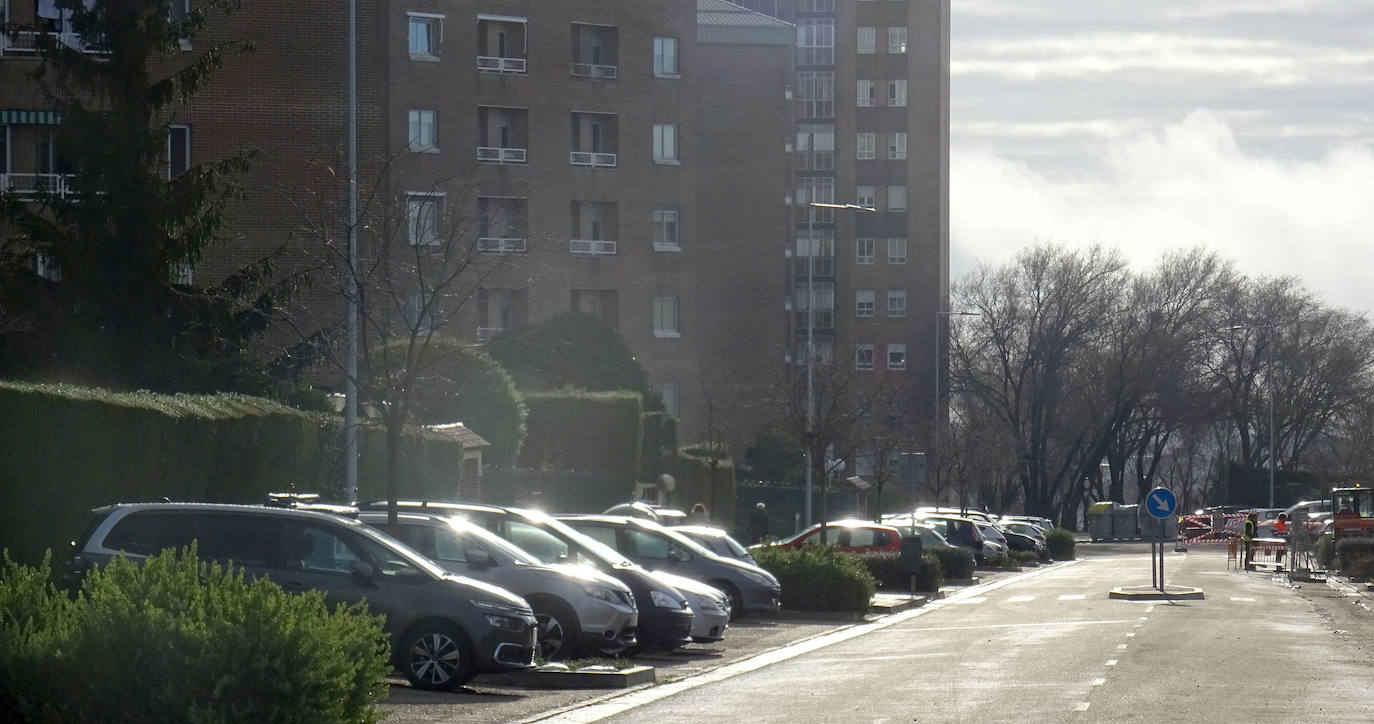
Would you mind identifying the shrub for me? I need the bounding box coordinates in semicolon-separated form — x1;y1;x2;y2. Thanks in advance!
855;551;944;592
982;553;1019;570
1045;527;1077;560
1012;550;1040;566
753;545;876;614
0;547;390;723
1335;538;1374;573
1345;556;1374;580
1315;533;1336;569
931;547;975;579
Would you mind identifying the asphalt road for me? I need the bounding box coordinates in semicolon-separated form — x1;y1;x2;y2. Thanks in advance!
528;544;1374;723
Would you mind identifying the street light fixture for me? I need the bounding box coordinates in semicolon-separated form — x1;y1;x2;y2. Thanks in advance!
932;310;979;508
1227;322;1288;509
802;200;875;527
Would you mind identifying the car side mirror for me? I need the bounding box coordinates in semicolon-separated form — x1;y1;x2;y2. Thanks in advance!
669;547;691;563
467;549;494;569
349;561;376;582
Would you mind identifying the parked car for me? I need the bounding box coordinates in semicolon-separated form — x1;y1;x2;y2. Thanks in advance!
671;525;758;566
603;502;689;526
882;519;961;553
915;514;987;562
998;526;1043;553
1001;521;1048;549
1001;515;1055;532
356;501;695;652
358;511;637;659
65;502;536;690
975;522;1009;557
769;519;903;554
558;515;781;618
651;571;731;643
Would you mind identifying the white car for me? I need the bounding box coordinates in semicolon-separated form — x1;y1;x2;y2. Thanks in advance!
652;571;730;643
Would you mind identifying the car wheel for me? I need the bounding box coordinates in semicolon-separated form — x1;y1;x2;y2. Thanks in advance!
401;623;475;691
532;599;581;661
713;581;744;621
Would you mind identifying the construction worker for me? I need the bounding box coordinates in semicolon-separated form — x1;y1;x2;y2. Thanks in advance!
1274;512;1289;536
1242;511;1258;569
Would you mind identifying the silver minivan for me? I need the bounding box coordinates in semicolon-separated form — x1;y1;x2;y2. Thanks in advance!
360;511;638;659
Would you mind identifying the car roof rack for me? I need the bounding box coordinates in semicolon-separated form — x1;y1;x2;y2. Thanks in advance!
265;492;359;518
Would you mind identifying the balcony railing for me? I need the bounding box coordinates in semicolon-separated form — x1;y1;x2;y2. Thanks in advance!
477;56;526;74
570;63;617;80
477;146;527;164
1;30;107;56
477;237;527;255
1;173;78;200
476;326;506;343
569;239;617;256
569;151;616;168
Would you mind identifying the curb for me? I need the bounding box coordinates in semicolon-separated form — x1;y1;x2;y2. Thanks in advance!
766;593;931;623
1325;575;1374;598
482;665;657;690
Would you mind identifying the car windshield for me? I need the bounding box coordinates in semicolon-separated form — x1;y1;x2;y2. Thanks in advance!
653;525;718;559
517;510;636;568
448;518;542;565
348;520;446;579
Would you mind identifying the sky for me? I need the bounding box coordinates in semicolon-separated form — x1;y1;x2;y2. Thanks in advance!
950;0;1374;315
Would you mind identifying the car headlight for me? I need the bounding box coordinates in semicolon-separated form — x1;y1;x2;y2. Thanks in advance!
472;598;532;616
697;596;724;613
742;570;776;586
649;589;682;609
583;585;631;607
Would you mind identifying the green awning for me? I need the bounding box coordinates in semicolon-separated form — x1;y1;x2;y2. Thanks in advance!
0;109;63;125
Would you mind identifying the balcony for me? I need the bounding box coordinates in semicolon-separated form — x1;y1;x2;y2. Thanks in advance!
0;30;106;56
570;63;617;80
569;151;616;168
477;55;525;74
476;146;526;164
1;172;78;201
477;237;527;254
570;239;617;256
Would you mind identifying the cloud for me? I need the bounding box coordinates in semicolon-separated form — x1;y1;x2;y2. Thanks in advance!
951;112;1374;316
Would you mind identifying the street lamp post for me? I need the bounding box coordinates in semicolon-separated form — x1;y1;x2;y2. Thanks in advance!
802;201;875;527
932;310;979;508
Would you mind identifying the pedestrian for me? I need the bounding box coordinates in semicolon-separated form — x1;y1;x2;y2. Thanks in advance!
688;502;710;525
1242;511;1258;569
747;502;770;544
1273;512;1288;536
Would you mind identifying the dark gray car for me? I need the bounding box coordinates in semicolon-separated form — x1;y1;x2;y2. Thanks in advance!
64;503;537;690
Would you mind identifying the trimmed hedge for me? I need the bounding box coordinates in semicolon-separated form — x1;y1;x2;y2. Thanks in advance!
672;444;736;530
1046;527;1077;560
1335;538;1374;572
930;546;976;579
752;545;876;614
0;547;389;722
639;411;678;481
856;551;945;592
519;390;642;478
391;339;527;465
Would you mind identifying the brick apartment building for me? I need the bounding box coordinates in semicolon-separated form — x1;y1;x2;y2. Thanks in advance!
2;0;947;474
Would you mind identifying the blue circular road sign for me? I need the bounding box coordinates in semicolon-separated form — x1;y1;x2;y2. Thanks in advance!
1145;487;1177;519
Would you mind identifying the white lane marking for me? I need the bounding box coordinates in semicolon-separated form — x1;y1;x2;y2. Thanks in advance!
955;597;987;605
528;561;1083;723
1126;632;1136;638
1105;659;1118;666
904;619;1132;633
1231;597;1255;602
1058;594;1086;600
1138;617;1148;621
1075;703;1091;712
1117;644;1129;650
1007;595;1036;602
806;652;953;664
1092;678;1106;686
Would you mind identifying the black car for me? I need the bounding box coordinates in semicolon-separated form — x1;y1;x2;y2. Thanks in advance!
358;500;695;651
65;502;537;690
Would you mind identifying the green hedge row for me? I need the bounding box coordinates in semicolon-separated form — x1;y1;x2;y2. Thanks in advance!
671;444;736;530
930;546;976;579
518;390;642;478
1046;527;1077;560
1335;537;1374;572
0;548;389;722
855;551;946;592
752;545;876;614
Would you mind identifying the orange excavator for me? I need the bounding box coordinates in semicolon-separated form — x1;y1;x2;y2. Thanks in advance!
1330;486;1374;540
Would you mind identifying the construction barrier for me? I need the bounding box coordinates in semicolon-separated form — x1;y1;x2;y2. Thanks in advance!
1227;537;1286;570
1180;513;1246;544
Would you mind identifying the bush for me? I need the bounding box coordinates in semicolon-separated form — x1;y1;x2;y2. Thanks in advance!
1012;550;1040;566
0;547;390;723
982;553;1019;570
1335;538;1374;573
752;545;876;614
1045;527;1077;560
931;547;976;579
1315;533;1336;569
855;551;945;592
1345;556;1374;580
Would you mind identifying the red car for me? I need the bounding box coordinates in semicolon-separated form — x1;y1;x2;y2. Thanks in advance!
772;519;902;553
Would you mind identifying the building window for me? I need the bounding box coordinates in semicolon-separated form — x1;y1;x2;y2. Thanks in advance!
857;27;876;54
795;282;835;331
406;291;435;331
654;36;678;77
888;290;907;317
407;194;442;245
856;238;876;265
653;209;679;251
856;185;876;209
653;123;678;163
571;23;619;79
888;237;907;264
659;383;680;418
795;71;834;118
408;14;442;59
888;26;907;54
856;343;875;371
856;290;875;318
888;79;907;107
477;16;528;73
408;109;436;152
653;297;680;337
796;19;834;65
167;125;190;178
796;229;835;277
796;123;835;171
889;132;907;160
798;0;835;10
887;343;907;370
857;79;875;107
857;132;876;160
797;176;835;221
887;185;907;212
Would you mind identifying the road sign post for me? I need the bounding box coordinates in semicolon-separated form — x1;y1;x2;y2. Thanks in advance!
1145;487;1177;592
